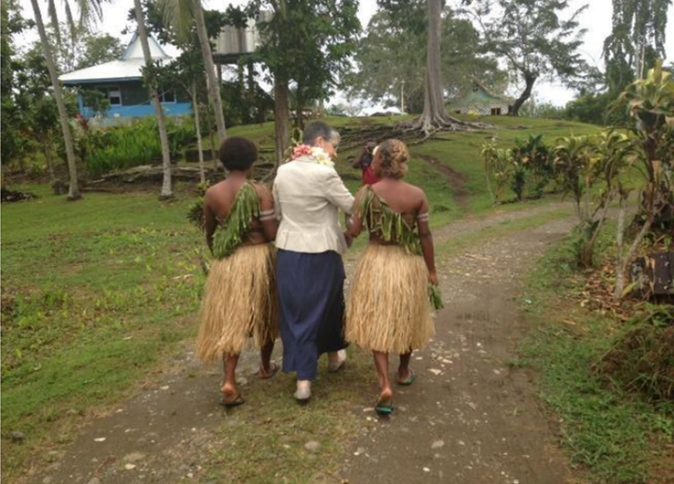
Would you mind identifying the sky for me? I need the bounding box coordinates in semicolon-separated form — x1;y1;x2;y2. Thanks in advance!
15;0;674;107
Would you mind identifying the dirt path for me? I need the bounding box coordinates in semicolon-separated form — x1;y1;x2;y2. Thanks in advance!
340;216;577;484
25;204;575;484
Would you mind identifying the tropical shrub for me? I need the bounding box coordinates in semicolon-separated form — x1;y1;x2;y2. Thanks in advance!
511;135;554;199
482;143;512;204
613;60;674;296
482;135;554;204
80;117;195;176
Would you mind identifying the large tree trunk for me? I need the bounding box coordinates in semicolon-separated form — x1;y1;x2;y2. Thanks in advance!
30;0;81;200
509;72;537;116
191;83;206;185
133;0;172;199
413;0;468;135
193;0;227;143
274;74;291;166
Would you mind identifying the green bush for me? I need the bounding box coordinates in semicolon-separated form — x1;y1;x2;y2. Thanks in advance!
82;117;195;176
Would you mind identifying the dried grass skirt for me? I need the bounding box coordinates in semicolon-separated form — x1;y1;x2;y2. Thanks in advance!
346;244;434;354
197;243;279;362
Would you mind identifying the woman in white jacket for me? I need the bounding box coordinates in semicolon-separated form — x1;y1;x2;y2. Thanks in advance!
273;122;354;402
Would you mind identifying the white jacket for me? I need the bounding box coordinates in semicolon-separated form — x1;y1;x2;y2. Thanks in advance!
273;157;355;254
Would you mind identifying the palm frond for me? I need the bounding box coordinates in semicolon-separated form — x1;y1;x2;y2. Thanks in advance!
64;1;76;45
158;0;194;44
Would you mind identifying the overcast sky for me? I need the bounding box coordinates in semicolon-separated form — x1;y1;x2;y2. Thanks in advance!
15;0;674;107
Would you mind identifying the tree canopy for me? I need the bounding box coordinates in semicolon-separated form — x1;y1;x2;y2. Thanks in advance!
348;2;506;114
464;0;589;115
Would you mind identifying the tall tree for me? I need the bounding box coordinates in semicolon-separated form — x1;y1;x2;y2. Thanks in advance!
157;0;227;143
465;0;588;116
28;0;83;199
133;0;173;198
350;3;506;114
244;0;360;164
604;0;672;91
415;0;469;133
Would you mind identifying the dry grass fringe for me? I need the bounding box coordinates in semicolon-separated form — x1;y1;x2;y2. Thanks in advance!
346;245;435;354
197;243;279;361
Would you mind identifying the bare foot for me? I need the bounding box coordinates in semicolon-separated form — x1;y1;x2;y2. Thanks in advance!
221;383;244;407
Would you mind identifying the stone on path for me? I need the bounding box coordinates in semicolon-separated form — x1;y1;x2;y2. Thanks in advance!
305;441;321;452
124;452;146;463
431;440;445;449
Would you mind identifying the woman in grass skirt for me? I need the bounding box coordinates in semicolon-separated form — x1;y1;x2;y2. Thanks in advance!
197;137;279;407
346;139;439;414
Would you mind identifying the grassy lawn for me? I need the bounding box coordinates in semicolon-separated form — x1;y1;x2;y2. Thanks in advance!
1;115;599;479
519;236;674;483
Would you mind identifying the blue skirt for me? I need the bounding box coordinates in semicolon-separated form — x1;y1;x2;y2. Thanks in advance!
276;249;348;380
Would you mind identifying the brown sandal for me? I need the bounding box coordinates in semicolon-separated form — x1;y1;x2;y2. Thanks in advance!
220;393;246;407
257;361;280;379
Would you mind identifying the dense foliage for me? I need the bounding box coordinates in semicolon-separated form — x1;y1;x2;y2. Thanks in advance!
80;117;195;175
347;3;505;113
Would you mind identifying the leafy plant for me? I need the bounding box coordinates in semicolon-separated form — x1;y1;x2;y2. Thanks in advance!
481;143;513;204
613;60;674;296
511;135;553;199
80;117;195;176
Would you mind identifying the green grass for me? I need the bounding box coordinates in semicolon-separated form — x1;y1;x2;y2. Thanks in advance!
520;237;674;483
1;115;600;480
1;182;206;478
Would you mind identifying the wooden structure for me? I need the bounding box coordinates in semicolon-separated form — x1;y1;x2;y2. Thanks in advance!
448;80;512;116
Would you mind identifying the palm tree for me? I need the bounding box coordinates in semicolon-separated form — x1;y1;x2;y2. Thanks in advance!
158;0;227;144
133;0;173;198
29;0;85;200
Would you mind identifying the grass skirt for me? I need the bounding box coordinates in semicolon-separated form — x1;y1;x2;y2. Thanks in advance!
346;244;434;354
197;243;279;362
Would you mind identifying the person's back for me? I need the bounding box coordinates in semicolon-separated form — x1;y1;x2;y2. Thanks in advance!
204;179;273;249
196;136;279;408
273;149;353;254
366;179;426;243
272;121;354;403
345;139;437;415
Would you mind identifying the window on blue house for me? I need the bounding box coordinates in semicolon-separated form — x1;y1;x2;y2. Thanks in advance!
95;85;122;106
161;89;176;103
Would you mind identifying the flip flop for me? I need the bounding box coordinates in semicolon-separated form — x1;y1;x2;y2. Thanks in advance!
397;369;416;386
375;395;394;415
258;362;280;379
220;393;246;408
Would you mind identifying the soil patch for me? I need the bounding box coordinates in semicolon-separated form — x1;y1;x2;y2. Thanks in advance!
418;155;469;208
1;188;37;203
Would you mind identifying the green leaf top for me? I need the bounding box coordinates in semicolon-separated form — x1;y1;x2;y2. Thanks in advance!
211;182;261;259
359;186;421;256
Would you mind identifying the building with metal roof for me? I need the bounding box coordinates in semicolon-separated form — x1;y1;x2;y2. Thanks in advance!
59;33;191;121
448;80;512;116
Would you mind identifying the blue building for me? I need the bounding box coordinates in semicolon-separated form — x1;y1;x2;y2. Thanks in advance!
59;34;191;121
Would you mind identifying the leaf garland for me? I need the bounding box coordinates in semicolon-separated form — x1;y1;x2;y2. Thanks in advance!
211;182;261;260
359;186;422;256
359;187;444;310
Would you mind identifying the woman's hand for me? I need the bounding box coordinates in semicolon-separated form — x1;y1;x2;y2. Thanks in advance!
428;271;439;286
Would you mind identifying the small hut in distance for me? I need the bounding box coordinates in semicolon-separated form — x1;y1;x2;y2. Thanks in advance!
448;80;512;116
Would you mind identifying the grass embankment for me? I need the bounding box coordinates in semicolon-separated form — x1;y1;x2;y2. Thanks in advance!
520;237;674;483
1;115;598;479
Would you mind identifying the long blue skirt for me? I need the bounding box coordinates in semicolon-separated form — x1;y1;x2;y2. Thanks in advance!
276;249;348;380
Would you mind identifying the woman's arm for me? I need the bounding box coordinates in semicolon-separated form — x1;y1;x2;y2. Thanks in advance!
417;194;437;285
203;192;217;253
346;187;367;238
258;184;278;242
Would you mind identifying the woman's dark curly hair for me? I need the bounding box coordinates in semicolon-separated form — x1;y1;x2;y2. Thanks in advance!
219;136;258;171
